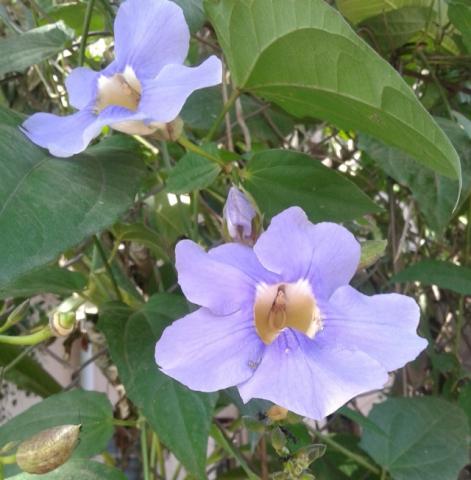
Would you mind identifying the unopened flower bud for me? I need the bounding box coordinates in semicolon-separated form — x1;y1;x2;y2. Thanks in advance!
0;300;29;333
267;405;289;422
16;424;81;474
152;117;184;142
223;186;257;244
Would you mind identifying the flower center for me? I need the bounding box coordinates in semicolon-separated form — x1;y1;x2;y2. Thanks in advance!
95;66;141;113
254;279;322;345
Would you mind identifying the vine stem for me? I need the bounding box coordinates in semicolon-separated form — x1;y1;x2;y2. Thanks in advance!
205;88;239;142
78;0;97;66
308;427;381;475
455;196;471;356
93;235;124;302
178;136;225;166
0;327;53;346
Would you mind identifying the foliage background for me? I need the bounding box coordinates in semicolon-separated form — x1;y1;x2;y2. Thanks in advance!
0;0;470;479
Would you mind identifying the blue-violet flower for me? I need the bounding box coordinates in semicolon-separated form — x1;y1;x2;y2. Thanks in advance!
155;207;427;419
21;0;222;157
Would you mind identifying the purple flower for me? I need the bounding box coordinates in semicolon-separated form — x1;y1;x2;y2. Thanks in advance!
21;0;222;157
223;186;257;243
155;207;427;419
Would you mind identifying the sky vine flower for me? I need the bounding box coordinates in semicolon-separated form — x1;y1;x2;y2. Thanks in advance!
21;0;222;157
155;207;427;419
223;186;257;243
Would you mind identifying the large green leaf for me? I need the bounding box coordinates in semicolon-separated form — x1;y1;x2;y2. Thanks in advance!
0;22;74;77
360;118;471;232
242;149;380;221
448;0;471;52
358;7;430;53
205;0;460;180
336;0;447;25
360;397;469;480
99;295;217;479
0;345;61;397
174;0;206;32
0;265;87;300
8;459;127;480
166;152;221;194
0;108;146;288
0;390;114;458
392;260;471;295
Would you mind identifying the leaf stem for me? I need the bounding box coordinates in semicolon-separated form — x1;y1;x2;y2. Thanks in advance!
113;418;138;428
178;136;224;166
78;0;97;66
211;422;261;480
154;433;166;479
0;454;17;465
205;88;240;142
309;428;381;475
0;327;53;346
93;235;124;302
140;420;151;480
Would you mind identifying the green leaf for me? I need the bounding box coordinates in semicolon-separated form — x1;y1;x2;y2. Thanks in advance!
359;118;471;232
0;345;61;397
43;3;106;32
0;22;74;77
166;152;221;194
0;390;114;458
336;0;447;25
8;459;127;480
358;239;387;270
458;382;471;427
99;295;217;479
205;0;461;180
360;397;469;480
358;7;429;53
0;108;146;289
392;260;471;295
242;149;380;222
174;0;206;32
0;265;87;300
448;0;471;52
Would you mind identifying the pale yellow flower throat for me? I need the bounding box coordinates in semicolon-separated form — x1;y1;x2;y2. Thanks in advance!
254;280;322;345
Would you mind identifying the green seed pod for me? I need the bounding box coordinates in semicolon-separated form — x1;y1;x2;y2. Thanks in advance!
271;426;287;454
16;424;81;474
295;444;326;468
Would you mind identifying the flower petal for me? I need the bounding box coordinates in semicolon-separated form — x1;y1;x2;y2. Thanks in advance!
254;207;360;298
175;240;256;315
306;222;361;299
113;0;189;78
238;331;388;419
208;243;279;285
254;207;314;282
138;56;222;123
155;308;264;392
65;67;99;109
324;286;427;371
21;109;102;157
21;105;142;157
